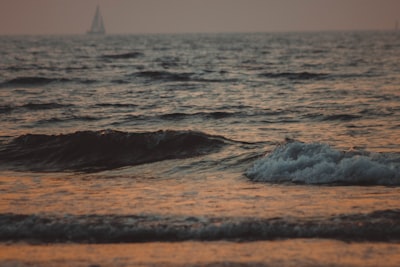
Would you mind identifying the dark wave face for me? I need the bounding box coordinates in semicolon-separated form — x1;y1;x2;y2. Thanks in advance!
1;209;399;243
0;130;227;172
246;141;400;185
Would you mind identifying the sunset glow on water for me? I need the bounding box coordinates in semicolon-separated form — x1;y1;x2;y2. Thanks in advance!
1;31;400;266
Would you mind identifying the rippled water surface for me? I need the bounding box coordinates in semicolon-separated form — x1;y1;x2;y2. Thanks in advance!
1;32;400;266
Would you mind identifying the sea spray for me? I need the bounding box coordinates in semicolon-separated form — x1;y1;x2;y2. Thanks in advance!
246;141;400;185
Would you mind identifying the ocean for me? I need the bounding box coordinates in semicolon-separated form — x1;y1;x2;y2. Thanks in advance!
0;31;400;266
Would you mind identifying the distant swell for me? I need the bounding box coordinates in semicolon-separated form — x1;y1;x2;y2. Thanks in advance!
304;113;362;122
259;72;328;80
0;103;73;113
101;51;144;59
125;70;239;84
1;209;399;243
258;72;374;81
133;71;194;82
0;77;97;87
246;141;400;185
160;111;236;120
0;130;227;172
0;77;70;87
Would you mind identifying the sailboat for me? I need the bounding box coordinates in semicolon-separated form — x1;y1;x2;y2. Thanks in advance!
87;5;105;35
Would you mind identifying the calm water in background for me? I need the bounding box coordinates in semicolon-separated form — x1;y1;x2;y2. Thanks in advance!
1;32;400;266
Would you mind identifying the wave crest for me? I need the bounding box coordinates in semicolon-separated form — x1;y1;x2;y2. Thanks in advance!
245;141;400;185
0;130;227;172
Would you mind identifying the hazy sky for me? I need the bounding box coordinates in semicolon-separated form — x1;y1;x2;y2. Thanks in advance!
0;0;399;35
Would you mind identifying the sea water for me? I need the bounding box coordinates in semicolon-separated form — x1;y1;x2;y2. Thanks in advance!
0;32;400;266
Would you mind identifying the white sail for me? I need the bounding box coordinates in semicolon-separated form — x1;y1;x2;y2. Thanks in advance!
88;5;105;35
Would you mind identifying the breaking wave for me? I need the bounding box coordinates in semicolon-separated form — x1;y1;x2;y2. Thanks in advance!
1;209;399;243
246;141;400;185
0;130;227;172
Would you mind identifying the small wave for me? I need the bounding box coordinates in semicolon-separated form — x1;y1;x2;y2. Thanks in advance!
258;71;381;81
0;77;97;87
0;105;14;114
0;77;70;87
245;141;400;185
160;111;236;120
126;71;238;84
322;114;362;121
94;103;138;108
0;129;227;172
35;115;99;125
304;113;362;122
101;51;144;60
21;102;71;110
0;103;72;114
156;56;181;68
133;71;194;82
259;72;328;80
1;209;399;243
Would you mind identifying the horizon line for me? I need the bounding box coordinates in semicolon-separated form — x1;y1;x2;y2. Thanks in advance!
0;28;397;37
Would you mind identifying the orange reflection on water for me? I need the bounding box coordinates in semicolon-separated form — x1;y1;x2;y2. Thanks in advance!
1;240;400;267
1;171;400;218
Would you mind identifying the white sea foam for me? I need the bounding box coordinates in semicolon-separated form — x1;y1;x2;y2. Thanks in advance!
246;141;400;185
